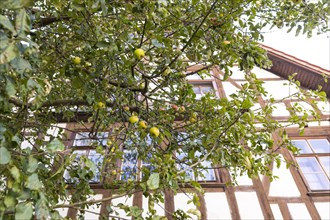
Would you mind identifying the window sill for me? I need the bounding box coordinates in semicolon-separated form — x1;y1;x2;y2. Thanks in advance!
307;191;330;197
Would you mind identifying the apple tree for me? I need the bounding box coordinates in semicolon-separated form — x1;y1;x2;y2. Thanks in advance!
0;0;329;219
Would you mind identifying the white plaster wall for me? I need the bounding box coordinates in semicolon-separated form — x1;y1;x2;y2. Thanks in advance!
204;192;231;220
288;203;311;220
270;204;283;220
142;195;165;218
83;194;103;220
315;202;330;220
235;192;264;219
110;195;133;219
269;157;300;197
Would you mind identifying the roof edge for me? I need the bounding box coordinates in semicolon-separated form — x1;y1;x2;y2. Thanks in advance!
260;44;330;76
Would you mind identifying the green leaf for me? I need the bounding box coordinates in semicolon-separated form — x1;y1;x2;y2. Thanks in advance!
0;0;32;9
242;98;253;109
129;206;142;217
27;156;38;173
5;78;16;97
0;43;18;64
11;58;32;74
46;138;65;153
15;202;33;220
10;166;21;181
4;195;17;208
147;173;160;190
0;147;11;164
35;197;49;220
187;208;201;220
0;15;16;33
25;173;43;190
15;9;30;35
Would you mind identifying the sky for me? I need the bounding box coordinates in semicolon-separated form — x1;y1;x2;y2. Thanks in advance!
261;27;330;70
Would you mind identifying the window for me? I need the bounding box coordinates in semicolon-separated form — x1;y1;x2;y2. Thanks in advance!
176;151;216;181
120;149;138;181
64;149;104;183
64;131;108;183
192;83;215;100
73;132;108;147
292;138;330;191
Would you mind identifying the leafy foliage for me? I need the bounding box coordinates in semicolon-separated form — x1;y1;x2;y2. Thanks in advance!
0;0;329;219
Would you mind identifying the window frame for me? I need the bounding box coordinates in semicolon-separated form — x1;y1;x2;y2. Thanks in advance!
291;137;330;192
189;78;220;100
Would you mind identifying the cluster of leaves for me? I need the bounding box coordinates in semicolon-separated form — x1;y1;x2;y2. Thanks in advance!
0;0;329;219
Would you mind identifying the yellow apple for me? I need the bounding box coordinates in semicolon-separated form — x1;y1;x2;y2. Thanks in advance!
129;115;139;124
123;106;130;111
72;56;81;65
139;121;147;129
134;48;145;60
189;117;196;123
96;101;105;109
150;127;160;137
111;170;117;175
179;106;185;112
163;67;171;76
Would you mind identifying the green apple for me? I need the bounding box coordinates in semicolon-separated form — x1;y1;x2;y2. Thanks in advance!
150;127;160;137
111;170;117;175
134;48;145;60
129;115;139;124
72;56;81;65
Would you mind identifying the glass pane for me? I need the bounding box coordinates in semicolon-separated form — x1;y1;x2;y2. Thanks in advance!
319;157;330;175
121;150;138;181
73;132;92;146
198;160;216;181
64;150;87;182
73;132;108;146
308;139;330;153
291;140;312;154
303;173;330;190
296;157;323;173
141;152;155;177
96;132;109;146
193;86;201;94
176;152;194;180
297;157;330;190
89;150;104;182
201;86;213;94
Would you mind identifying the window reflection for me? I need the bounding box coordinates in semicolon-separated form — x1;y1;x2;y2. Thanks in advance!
121;150;138;181
292;139;330;191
